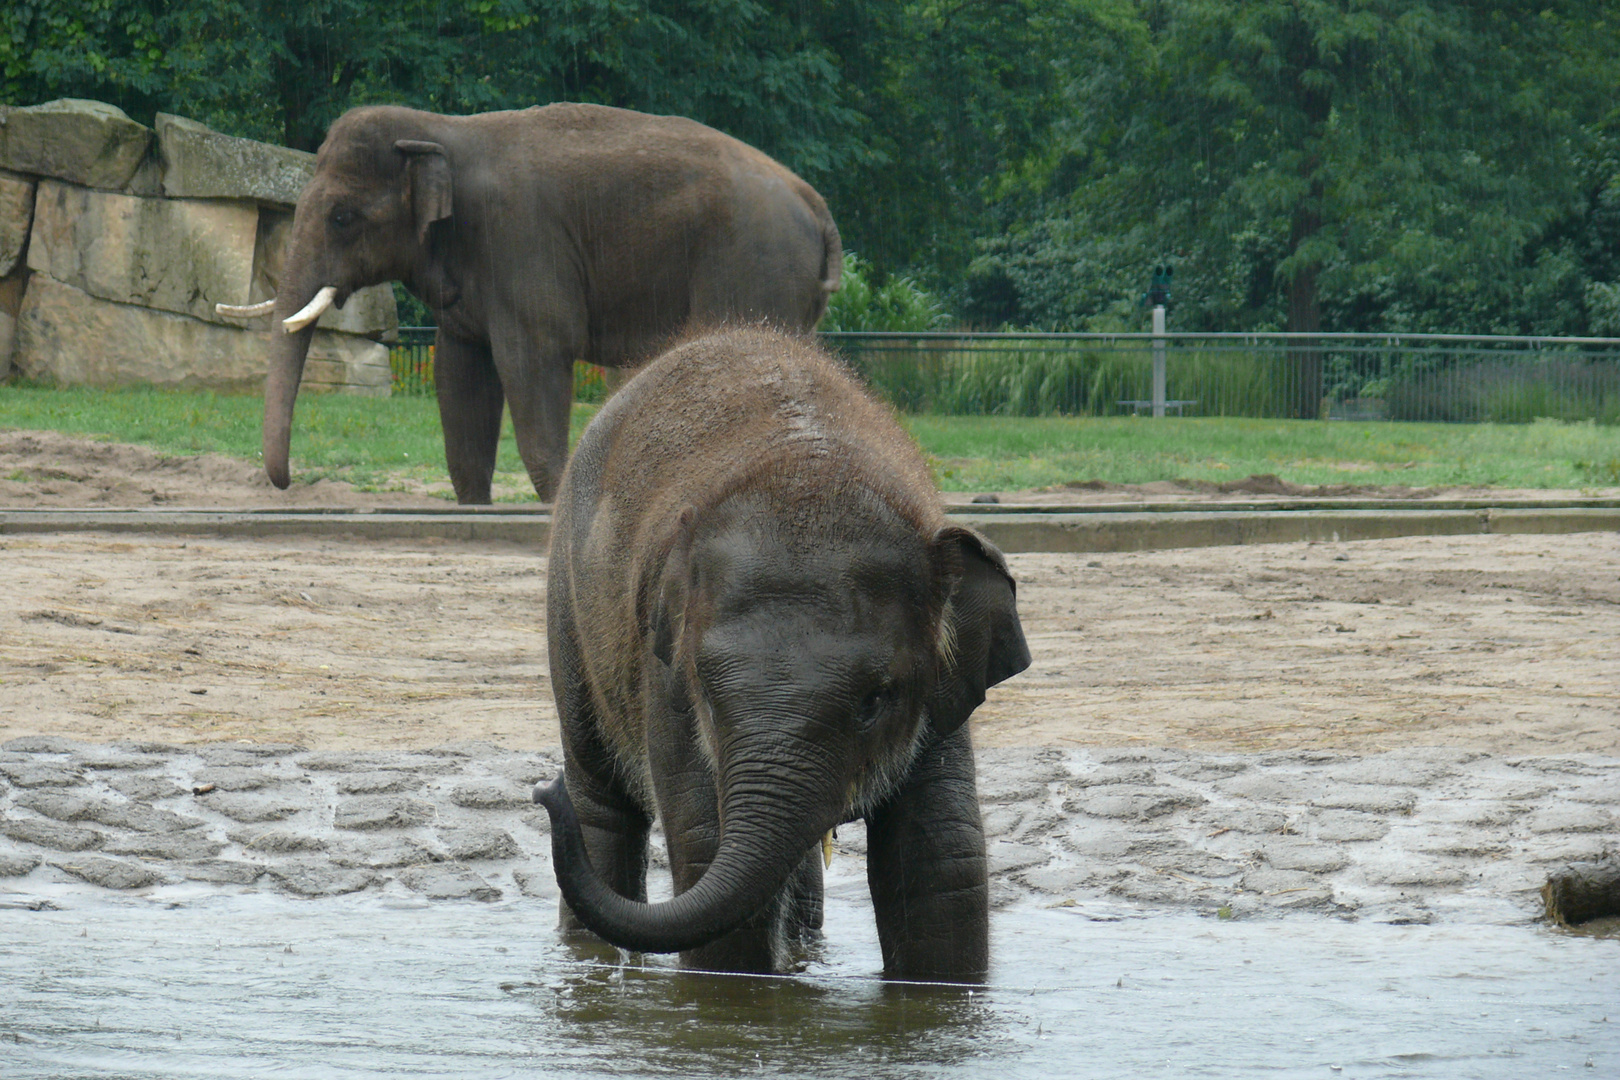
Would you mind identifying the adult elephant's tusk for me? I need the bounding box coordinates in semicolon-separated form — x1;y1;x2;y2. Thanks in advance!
281;286;338;333
215;299;277;318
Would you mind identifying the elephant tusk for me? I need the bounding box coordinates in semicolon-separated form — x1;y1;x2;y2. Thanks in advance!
822;830;834;869
281;286;338;333
215;298;277;318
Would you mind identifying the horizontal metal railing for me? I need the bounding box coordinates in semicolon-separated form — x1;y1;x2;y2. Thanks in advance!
389;328;1620;422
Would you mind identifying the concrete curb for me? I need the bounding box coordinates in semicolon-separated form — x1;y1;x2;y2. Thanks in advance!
3;503;1616;553
968;506;1620;553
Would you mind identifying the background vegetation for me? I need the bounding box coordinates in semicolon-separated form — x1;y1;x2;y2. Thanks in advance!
7;1;1618;344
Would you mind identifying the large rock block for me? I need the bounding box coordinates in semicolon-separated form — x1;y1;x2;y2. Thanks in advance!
0;266;25;379
0;171;36;276
253;208;398;340
0;309;14;380
13;273;389;394
305;331;392;397
27;179;257;324
0;99;152;190
156;113;314;207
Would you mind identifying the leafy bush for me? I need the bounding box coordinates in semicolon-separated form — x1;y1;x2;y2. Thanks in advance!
821;253;952;332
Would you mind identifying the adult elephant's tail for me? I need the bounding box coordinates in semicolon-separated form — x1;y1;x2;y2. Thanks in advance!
818;204;843;295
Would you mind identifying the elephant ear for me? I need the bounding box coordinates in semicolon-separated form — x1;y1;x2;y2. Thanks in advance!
396;140;452;243
927;526;1031;736
649;507;697;667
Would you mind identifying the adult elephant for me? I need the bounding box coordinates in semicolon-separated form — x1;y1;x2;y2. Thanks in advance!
218;104;842;503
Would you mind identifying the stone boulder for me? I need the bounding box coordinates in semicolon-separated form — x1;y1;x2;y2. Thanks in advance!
0;99;152;190
0;171;35;276
0;266;26;379
27;180;257;324
156;113;315;207
253;208;397;339
13;273;388;395
0;309;14;379
304;332;392;396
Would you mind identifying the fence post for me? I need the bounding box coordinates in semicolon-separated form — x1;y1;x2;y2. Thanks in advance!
1152;304;1167;417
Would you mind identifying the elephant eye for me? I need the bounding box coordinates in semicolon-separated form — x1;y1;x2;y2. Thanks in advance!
856;684;894;732
330;208;359;229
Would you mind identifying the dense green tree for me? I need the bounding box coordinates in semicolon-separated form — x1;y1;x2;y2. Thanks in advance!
1;0;1080;290
6;0;1617;356
2;1;864;169
972;1;1620;413
815;0;1084;285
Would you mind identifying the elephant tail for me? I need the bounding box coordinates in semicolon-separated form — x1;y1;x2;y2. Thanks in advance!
818;207;843;295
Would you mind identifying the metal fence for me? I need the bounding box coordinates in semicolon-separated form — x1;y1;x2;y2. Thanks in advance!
390;328;1620;423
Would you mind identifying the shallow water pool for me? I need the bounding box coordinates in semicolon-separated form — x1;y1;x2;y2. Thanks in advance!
3;891;1615;1079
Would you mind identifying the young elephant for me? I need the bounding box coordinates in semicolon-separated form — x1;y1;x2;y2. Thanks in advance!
534;328;1029;980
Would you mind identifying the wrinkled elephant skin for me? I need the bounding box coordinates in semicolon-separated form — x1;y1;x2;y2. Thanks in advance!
257;104;842;503
534;328;1030;980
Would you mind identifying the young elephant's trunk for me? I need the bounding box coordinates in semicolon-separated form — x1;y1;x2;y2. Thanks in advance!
535;768;831;956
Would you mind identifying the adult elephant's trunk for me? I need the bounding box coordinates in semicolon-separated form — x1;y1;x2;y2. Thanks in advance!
536;763;834;956
261;281;336;490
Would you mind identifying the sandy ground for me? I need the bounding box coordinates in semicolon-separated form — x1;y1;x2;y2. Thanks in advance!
1;429;1616;757
1;529;1615;756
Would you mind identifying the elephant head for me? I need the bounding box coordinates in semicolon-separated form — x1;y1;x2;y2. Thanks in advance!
536;497;1029;957
216;108;455;489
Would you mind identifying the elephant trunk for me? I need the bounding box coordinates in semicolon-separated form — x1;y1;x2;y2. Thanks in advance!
261;276;330;490
536;758;837;956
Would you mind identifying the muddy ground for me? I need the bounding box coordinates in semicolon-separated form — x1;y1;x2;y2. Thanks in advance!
2;528;1616;757
1;430;1617;755
1;430;1617;935
1;528;1616;930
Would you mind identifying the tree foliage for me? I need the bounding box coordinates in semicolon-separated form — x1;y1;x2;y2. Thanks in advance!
970;1;1620;342
4;0;1618;348
2;1;865;163
819;252;951;332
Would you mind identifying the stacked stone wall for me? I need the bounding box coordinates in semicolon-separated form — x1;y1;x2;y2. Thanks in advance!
0;99;396;396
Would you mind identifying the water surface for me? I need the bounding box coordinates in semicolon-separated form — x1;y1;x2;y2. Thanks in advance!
2;892;1614;1079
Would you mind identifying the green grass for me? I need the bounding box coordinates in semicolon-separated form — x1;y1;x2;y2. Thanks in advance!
0;383;595;500
902;414;1620;491
3;382;1618;497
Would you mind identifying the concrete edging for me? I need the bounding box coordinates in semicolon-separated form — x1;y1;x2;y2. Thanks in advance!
2;503;1617;553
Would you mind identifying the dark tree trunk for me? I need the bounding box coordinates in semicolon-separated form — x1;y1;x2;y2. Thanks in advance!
1282;18;1330;420
1286;194;1324;420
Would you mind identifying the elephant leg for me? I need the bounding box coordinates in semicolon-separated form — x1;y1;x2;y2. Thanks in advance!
864;726;988;981
552;622;649;931
650;723;792;973
502;355;574;503
433;332;504;505
556;767;651;935
788;846;825;937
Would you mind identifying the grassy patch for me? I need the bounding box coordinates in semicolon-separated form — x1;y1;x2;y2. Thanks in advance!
903;414;1620;491
3;382;1617;495
0;383;594;499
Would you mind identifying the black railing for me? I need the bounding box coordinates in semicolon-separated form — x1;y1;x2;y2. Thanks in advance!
389;327;614;403
389;329;1620;423
390;327;438;396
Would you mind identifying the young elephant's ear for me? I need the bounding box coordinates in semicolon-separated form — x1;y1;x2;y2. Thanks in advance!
396;140;452;243
927;526;1031;736
649;507;697;667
